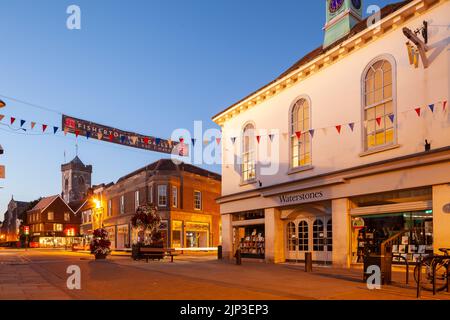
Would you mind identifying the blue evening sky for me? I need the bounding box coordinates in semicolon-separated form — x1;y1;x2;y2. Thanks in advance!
0;0;394;218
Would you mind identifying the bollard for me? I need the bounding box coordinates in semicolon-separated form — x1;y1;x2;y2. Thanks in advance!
235;249;242;265
218;245;223;260
305;252;313;272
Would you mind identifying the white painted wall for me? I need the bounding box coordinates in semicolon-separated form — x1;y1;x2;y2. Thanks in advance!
221;3;450;197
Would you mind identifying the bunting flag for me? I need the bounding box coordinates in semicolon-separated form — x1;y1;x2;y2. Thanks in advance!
86;131;91;139
415;108;421;117
268;134;275;142
143;137;149;144
168;139;173;147
335;125;342;134
42;124;48;132
231;137;237;144
20;120;26;127
321;127;328;135
109;134;114;142
31;122;36;130
64;127;69;136
53;126;59;134
191;138;196;146
388;114;395;123
120;135;126;143
282;133;289;140
376;117;382;126
203;139;209;146
348;123;355;132
295;131;302;139
443;101;448;111
75;130;80;138
10;117;16;125
256;136;261;144
0;115;4;122
216;137;221;145
179;137;184;143
97;132;103;140
428;104;435;113
309;129;315;138
130;136;138;145
155;138;161;145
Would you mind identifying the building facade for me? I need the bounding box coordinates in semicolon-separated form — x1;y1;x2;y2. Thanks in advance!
0;197;29;242
61;156;92;204
26;195;82;248
86;159;221;251
213;0;450;266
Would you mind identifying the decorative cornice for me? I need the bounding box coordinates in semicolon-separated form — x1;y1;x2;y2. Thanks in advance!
213;0;444;126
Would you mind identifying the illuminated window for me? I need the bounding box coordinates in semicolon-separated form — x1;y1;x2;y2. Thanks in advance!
313;219;324;252
194;191;202;210
64;212;70;222
172;186;178;208
298;221;309;251
242;123;256;182
135;190;140;210
120;195;125;214
287;222;296;251
148;185;153;204
53;224;63;232
47;212;54;221
158;185;167;207
108;199;112;217
290;98;311;168
363;57;396;150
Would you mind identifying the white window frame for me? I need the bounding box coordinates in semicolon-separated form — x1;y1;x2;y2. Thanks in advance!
135;190;140;210
172;186;178;208
289;96;312;170
158;185;167;207
241;122;256;183
194;190;202;211
120;195;125;214
361;54;397;153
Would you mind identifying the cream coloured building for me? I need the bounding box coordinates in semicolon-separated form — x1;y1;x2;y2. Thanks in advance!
213;0;450;266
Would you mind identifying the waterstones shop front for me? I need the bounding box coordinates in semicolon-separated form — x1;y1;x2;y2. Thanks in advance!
220;155;450;267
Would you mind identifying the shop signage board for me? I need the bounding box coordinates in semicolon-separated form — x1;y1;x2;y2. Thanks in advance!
277;191;325;205
62;115;188;156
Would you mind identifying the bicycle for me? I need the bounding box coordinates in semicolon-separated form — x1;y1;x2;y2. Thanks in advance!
414;248;450;292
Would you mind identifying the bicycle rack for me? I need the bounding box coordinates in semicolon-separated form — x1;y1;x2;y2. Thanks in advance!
417;256;450;299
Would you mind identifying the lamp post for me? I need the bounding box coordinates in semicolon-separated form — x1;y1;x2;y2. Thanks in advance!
93;198;104;230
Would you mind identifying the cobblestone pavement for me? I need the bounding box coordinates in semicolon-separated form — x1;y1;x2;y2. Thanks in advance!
0;248;449;300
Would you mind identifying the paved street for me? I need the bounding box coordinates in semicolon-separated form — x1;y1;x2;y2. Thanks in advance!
0;248;449;300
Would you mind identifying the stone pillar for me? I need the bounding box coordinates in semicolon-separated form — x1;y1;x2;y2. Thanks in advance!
265;208;285;264
221;213;234;260
432;184;450;252
332;198;350;268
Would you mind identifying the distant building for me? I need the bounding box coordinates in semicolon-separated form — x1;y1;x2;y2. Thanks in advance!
0;197;29;242
81;159;222;250
61;156;92;204
26;195;82;248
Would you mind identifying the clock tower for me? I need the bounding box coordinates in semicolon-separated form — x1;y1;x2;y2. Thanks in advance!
324;0;363;48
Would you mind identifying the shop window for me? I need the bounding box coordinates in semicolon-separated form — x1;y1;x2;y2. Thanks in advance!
172;220;183;248
298;221;309;251
241;123;256;182
327;219;333;252
290;97;312;168
287;222;296;251
237;225;265;259
363;56;396;150
313;219;325;252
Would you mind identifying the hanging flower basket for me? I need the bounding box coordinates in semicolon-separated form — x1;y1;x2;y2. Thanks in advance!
90;228;111;260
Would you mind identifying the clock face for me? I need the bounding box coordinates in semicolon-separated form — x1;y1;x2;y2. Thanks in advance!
352;0;362;10
329;0;345;14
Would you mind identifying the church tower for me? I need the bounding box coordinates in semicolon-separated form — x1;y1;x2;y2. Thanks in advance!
324;0;363;48
61;156;92;204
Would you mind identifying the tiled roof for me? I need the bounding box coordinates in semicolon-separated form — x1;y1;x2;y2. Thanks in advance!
212;0;412;120
28;195;60;212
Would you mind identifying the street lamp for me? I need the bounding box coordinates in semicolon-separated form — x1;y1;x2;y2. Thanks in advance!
0;100;6;108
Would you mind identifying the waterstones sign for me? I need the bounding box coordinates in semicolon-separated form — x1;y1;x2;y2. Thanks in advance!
278;191;324;205
62;115;188;156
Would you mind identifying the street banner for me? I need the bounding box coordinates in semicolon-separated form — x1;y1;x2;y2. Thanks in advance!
62;115;188;156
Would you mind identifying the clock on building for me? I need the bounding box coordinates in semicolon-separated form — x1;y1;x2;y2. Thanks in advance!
351;0;362;10
329;0;345;13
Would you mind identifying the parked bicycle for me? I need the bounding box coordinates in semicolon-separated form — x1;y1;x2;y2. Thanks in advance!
414;248;450;292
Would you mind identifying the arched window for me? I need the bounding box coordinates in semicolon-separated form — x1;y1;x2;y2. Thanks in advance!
287;222;296;251
298;221;309;251
313;219;324;252
242;123;256;182
78;175;85;186
290;98;311;168
363;57;396;150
